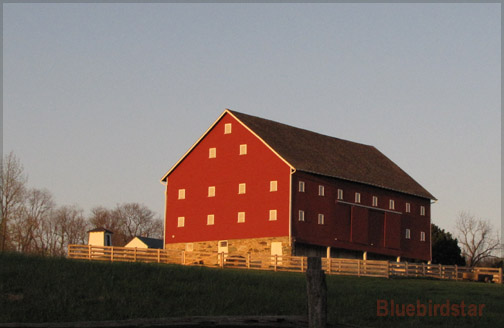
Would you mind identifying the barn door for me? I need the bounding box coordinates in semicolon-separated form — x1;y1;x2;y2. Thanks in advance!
218;240;228;265
271;242;283;265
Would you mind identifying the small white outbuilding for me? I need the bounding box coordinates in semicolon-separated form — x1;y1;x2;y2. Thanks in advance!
87;228;113;247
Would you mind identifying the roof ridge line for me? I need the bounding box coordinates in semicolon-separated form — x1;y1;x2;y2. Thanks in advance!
226;109;374;149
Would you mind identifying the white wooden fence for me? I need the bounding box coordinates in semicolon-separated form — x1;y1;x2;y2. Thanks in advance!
68;244;502;283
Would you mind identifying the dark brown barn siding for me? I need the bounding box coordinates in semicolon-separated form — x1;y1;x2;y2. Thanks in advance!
384;213;401;250
291;171;431;261
368;210;384;248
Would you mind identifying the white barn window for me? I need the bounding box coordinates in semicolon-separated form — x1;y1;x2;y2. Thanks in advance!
224;123;232;134
298;210;305;222
239;144;247;155
270;181;278;192
269;209;277;221
238;183;246;194
318;214;324;225
209;147;216;158
177;217;185;227
237;212;245;223
207;214;215;225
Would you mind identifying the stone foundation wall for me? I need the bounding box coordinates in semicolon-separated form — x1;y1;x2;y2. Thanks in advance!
165;236;291;256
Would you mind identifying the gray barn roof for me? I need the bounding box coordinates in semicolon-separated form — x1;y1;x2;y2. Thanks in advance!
230;110;435;200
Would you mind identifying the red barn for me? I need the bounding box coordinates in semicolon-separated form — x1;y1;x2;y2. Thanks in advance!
161;110;436;262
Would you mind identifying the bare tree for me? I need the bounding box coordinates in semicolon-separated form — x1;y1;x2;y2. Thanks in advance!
0;152;28;252
44;205;88;256
113;203;162;245
88;206;127;246
10;188;55;254
88;203;162;246
455;211;500;267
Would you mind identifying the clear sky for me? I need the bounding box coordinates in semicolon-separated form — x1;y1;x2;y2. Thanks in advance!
3;3;501;237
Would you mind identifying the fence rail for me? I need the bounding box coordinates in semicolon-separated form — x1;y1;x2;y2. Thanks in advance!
68;244;502;284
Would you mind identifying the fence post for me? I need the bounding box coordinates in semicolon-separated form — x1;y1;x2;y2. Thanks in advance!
157;249;161;263
88;245;91;260
274;255;278;272
134;248;137;262
455;265;458;281
358;260;361;277
422;263;425;277
405;262;408;277
247;253;251;269
306;257;327;328
181;251;185;265
327;257;331;274
220;252;224;268
301;257;304;272
499;268;503;284
111;247;114;262
439;264;442;279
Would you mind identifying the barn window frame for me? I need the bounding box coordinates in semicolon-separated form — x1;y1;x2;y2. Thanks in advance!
178;189;186;200
318;213;325;225
224;123;232;134
207;214;215;225
239;144;247;155
298;210;305;222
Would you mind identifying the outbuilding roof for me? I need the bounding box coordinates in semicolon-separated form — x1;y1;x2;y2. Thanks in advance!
87;227;113;234
229;110;435;200
135;237;164;249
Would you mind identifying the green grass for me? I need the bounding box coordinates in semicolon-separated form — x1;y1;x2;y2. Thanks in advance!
1;252;502;327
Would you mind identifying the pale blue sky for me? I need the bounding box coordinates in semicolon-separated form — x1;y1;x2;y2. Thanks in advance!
3;3;501;236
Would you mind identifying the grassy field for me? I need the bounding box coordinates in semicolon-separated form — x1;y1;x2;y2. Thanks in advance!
0;252;502;327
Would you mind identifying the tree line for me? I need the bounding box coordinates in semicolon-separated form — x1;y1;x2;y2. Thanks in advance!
0;152;162;256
